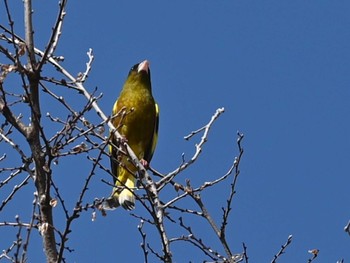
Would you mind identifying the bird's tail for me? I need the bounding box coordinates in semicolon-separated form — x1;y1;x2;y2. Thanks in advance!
102;170;136;210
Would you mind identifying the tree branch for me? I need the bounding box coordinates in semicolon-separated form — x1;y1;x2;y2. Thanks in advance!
270;235;293;263
24;0;36;69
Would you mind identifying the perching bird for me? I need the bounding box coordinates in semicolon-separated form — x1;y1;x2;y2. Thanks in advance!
104;60;159;210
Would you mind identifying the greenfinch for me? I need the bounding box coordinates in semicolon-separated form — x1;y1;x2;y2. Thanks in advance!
104;60;159;210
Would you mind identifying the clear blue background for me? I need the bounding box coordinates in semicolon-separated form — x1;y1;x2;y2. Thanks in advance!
1;1;349;262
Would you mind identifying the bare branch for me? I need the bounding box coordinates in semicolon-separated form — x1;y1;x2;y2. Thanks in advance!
189;190;234;261
157;107;225;191
270;235;293;263
242;243;249;263
76;48;94;83
0;128;30;163
172;216;226;261
307;249;319;263
24;0;36;68
220;132;244;238
137;220;149;263
138;167;172;262
344;220;350;236
0;175;31;212
38;0;67;71
0;84;30;136
21;192;39;262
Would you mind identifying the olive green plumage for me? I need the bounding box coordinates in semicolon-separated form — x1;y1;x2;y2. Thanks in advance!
104;60;159;210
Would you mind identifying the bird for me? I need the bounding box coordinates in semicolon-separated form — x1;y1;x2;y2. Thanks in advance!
103;60;159;210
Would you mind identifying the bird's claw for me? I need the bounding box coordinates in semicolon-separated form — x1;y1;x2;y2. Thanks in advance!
140;159;149;168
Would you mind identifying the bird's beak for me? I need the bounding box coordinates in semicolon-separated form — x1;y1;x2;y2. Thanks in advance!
137;60;150;74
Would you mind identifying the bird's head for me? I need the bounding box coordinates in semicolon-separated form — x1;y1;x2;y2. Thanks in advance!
125;60;152;90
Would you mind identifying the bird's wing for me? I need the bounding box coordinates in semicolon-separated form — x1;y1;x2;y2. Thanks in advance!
110;98;120;183
109;136;119;184
144;102;159;163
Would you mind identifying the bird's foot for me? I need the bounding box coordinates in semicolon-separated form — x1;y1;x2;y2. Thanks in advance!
117;136;128;144
140;159;149;168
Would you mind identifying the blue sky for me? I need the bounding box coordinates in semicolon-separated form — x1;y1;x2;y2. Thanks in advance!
1;1;350;262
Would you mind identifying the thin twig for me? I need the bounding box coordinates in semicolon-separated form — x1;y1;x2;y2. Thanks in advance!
270;235;293;263
189;191;233;261
0;175;31;212
38;0;67;71
21;192;39;262
157;108;225;191
137;220;149;263
220;132;244;239
242;242;249;263
344;220;350;236
307;249;319;263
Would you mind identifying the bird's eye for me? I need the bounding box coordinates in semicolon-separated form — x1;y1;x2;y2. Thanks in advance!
129;63;139;75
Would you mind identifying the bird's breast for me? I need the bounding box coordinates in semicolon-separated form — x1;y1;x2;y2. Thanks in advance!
115;90;156;157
